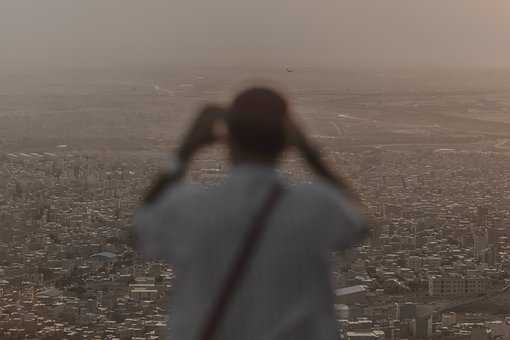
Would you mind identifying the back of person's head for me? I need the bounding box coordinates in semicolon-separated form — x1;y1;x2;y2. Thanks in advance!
224;86;354;196
226;87;288;162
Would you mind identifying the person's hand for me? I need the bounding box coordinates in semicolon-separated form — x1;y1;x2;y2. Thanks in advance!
285;118;319;158
143;105;225;205
177;105;225;163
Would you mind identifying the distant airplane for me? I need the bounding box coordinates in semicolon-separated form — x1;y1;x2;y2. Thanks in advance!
286;67;293;73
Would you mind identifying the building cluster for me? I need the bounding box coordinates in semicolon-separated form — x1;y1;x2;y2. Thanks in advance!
327;149;510;339
0;151;173;339
2;146;510;339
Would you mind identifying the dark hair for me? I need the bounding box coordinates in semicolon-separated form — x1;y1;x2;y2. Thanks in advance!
226;87;288;158
226;87;353;195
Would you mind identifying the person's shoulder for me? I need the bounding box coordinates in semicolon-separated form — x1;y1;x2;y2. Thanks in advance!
288;181;352;215
292;180;347;203
158;182;204;205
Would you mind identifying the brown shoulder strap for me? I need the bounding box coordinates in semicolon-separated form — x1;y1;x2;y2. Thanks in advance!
197;182;284;340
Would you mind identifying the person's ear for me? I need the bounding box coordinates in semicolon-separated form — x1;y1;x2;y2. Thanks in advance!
284;117;303;148
212;120;228;143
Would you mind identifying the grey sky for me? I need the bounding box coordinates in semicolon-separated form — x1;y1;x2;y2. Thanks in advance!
1;0;510;71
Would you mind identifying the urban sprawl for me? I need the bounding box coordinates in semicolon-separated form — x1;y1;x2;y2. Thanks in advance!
2;69;510;339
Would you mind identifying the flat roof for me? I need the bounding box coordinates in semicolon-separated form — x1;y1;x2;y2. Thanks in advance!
335;285;367;296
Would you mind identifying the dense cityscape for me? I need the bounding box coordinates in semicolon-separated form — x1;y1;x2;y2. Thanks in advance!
2;68;510;339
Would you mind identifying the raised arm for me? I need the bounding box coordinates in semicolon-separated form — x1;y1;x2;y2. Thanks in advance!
133;105;224;258
287;119;370;248
143;105;225;204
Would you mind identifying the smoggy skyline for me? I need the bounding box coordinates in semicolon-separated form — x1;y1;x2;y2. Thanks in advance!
1;0;510;72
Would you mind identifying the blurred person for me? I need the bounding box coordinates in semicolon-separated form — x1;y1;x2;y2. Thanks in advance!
135;87;368;340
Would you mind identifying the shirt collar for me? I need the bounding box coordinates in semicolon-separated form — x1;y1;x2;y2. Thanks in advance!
229;163;280;178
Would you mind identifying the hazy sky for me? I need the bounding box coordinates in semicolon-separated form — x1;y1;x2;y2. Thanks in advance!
1;0;510;72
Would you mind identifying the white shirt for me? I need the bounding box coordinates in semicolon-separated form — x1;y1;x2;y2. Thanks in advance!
135;164;367;340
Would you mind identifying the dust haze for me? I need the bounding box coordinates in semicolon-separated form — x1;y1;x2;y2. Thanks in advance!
2;0;510;73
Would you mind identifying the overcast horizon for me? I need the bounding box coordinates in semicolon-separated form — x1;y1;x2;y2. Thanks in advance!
2;1;510;73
